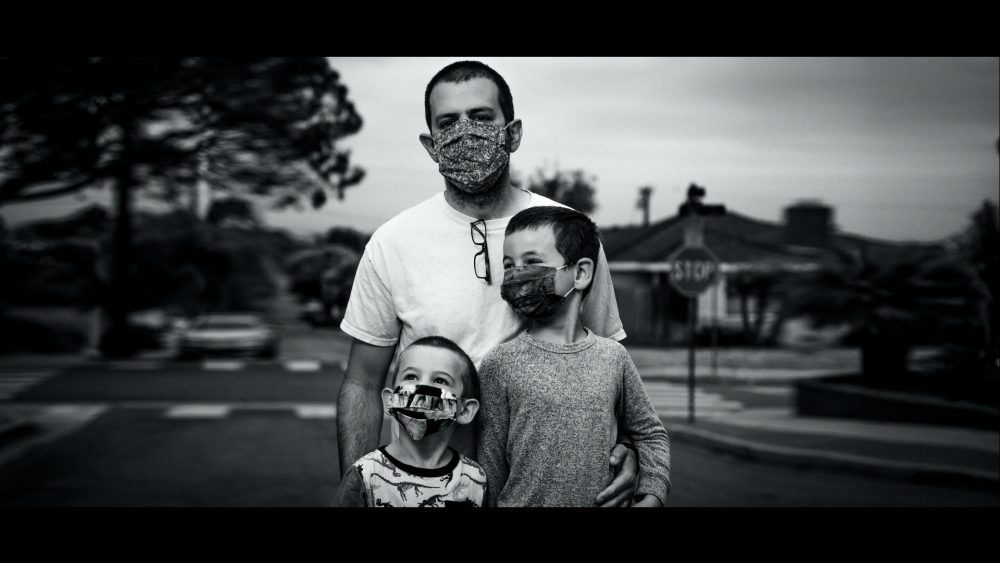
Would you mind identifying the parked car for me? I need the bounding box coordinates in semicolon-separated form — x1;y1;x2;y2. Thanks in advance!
177;314;279;359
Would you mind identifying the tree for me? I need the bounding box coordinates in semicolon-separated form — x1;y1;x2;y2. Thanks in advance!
777;244;987;381
943;199;999;382
206;196;260;229
0;57;364;355
285;244;361;325
526;167;597;214
728;269;783;345
324;226;369;255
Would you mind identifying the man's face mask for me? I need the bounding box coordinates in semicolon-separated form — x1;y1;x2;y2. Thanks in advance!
385;383;461;441
500;264;575;319
432;119;510;194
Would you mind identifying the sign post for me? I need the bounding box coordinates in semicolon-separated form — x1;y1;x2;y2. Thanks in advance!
669;184;725;423
668;243;720;423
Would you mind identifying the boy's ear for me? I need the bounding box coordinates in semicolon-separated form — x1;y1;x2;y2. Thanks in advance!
455;398;479;425
380;388;394;414
573;258;595;292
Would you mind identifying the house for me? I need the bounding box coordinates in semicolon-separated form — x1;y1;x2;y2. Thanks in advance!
600;200;943;346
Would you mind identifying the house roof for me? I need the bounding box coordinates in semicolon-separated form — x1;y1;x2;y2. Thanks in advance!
600;210;943;265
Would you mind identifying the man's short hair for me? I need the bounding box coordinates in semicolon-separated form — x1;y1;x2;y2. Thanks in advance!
505;206;602;297
400;335;479;401
424;60;514;131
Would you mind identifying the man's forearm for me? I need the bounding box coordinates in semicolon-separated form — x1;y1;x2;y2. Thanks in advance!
336;379;385;478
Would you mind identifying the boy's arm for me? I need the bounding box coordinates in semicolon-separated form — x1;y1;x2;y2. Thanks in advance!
475;354;510;507
619;350;672;506
336;339;395;478
331;465;368;507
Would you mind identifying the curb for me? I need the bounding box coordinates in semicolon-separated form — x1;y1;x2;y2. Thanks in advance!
669;424;999;492
640;374;801;386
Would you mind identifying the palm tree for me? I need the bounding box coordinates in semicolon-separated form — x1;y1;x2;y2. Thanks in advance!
778;244;987;381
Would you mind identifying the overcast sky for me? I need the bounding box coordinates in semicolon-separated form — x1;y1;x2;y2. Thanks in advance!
3;57;997;243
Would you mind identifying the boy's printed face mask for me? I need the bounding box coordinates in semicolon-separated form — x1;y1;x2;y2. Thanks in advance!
432;120;510;194
500;264;575;319
385;383;461;441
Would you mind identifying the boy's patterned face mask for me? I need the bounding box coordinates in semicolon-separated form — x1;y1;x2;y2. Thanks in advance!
385;383;461;441
500;264;575;319
432;119;510;194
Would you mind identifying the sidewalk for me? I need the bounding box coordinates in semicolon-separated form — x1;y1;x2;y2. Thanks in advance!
631;353;998;493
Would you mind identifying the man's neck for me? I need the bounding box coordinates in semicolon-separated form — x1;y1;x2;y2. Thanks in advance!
528;295;587;345
385;427;454;470
443;182;529;221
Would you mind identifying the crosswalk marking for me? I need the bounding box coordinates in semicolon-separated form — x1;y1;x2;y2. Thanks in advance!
109;361;165;370
285;360;321;372
165;405;231;418
201;361;245;371
295;405;338;418
641;380;745;418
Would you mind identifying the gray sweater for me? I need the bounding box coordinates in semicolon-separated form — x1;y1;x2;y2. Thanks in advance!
477;328;671;507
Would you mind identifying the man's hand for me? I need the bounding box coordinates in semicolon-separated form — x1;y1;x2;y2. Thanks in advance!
631;495;662;507
595;443;638;507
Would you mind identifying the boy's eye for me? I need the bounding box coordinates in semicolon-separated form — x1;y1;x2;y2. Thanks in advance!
434;377;450;385
402;374;417;381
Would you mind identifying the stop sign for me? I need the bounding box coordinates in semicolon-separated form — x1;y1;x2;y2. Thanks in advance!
667;245;720;297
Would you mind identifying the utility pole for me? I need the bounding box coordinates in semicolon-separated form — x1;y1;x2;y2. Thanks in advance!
637;186;654;227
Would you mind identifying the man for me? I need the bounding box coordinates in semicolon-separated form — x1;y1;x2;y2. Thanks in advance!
336;60;638;506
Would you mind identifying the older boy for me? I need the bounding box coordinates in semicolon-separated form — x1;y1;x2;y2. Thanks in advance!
477;206;671;507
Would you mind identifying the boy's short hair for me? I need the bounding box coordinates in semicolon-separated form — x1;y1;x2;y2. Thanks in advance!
399;336;479;401
505;206;602;297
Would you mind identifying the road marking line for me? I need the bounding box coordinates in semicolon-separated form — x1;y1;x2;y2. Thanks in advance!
201;361;245;371
744;387;794;396
109;361;165;370
295;405;338;418
165;405;231;418
285;361;321;372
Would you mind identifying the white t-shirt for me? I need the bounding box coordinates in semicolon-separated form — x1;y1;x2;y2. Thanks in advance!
341;191;626;379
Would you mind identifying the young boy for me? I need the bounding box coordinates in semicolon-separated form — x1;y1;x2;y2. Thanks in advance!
477;206;671;507
332;336;487;507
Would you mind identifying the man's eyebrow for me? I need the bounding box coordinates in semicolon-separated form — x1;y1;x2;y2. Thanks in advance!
436;107;495;122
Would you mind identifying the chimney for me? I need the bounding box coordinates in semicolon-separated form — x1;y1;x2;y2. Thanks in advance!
783;201;833;248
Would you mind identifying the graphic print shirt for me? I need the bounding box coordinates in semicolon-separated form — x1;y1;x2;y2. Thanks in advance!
333;446;487;507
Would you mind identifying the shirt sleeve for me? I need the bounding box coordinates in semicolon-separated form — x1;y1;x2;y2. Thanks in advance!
475;351;510;507
331;465;368;507
618;348;671;504
340;241;401;347
581;243;626;342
